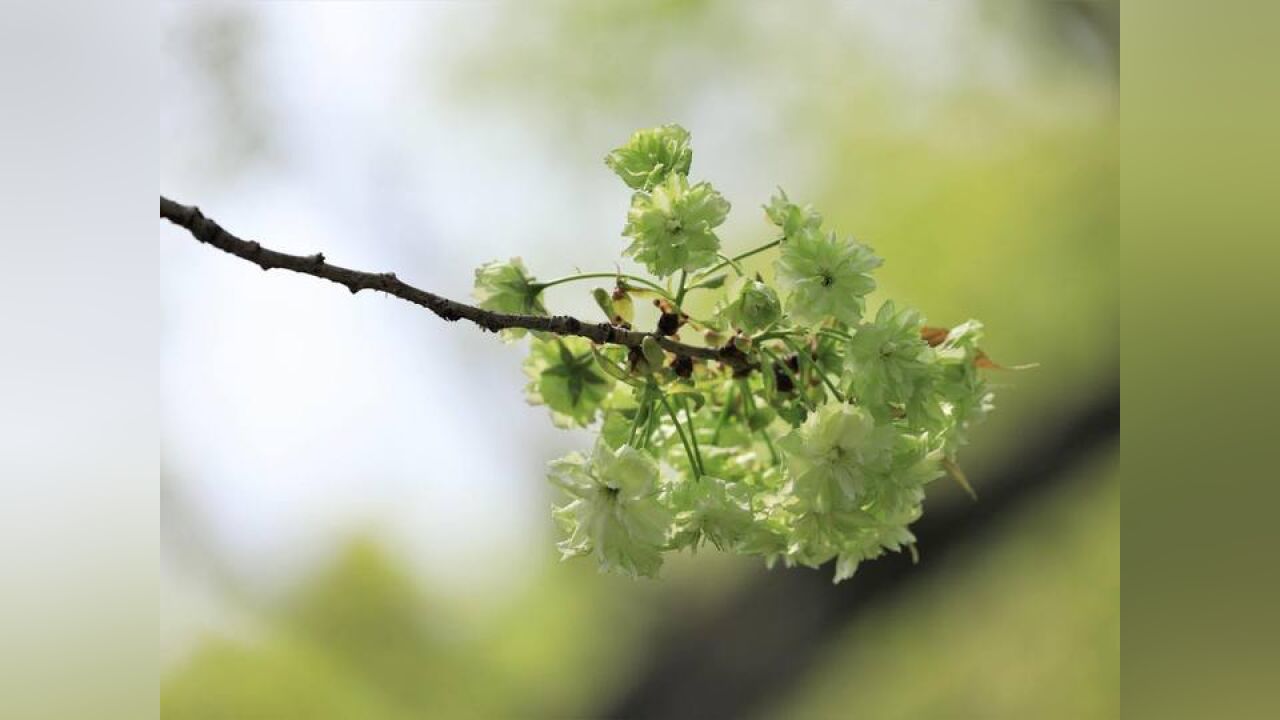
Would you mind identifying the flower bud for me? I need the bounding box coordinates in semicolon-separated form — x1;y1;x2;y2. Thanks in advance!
722;278;781;334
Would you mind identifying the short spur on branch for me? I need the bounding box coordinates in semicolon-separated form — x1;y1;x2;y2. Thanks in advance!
161;123;1012;583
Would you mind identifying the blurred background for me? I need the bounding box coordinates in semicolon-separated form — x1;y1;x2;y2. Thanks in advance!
160;2;1117;718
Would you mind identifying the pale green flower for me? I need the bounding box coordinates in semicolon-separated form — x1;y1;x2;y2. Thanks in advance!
622;173;729;277
845;300;938;418
774;227;881;326
472;258;547;341
829;432;944;581
781;432;941;583
931;320;995;455
827;499;927;583
524;337;614;428
549;440;673;578
667;475;754;552
777;403;895;512
605;124;694;191
734;484;798;568
720;278;782;334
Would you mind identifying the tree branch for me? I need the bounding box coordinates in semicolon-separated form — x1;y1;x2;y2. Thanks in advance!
160;196;751;370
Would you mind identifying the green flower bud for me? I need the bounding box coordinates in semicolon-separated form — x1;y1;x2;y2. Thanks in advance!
591;287;616;322
721;278;781;334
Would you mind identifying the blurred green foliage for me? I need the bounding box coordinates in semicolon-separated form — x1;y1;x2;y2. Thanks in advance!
763;451;1119;719
165;540;662;718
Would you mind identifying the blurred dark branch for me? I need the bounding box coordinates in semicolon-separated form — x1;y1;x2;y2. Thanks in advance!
604;383;1119;720
160;195;750;370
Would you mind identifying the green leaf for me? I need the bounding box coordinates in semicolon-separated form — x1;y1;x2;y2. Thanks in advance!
524;337;616;428
591;287;616;322
695;273;727;290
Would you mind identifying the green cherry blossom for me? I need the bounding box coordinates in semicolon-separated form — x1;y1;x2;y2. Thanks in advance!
774;227;882;326
845;300;938;418
548;440;673;578
465;126;1006;583
777;403;895;513
604;123;694;191
667;475;754;552
622;172;730;277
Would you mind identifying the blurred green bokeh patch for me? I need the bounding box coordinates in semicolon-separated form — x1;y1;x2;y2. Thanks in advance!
762;450;1119;720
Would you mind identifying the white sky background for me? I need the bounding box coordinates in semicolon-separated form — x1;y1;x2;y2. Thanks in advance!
158;0;1082;662
159;3;577;630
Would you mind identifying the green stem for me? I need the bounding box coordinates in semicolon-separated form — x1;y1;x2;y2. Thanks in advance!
692;238;782;284
674;270;689;306
658;393;702;478
753;326;809;343
677;395;705;475
760;346;817;413
780;336;845;402
738;378;779;464
534;272;671;299
760;347;800;392
642;389;662;448
715;252;746;278
711;384;736;444
628;384;653;446
760;425;779;464
818;328;853;342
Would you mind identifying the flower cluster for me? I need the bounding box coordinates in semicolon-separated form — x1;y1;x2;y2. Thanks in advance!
473;125;1010;582
607;123;730;277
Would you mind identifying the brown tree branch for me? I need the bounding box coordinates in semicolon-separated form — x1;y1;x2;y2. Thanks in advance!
160;196;751;370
